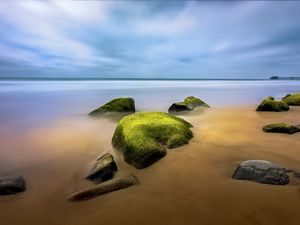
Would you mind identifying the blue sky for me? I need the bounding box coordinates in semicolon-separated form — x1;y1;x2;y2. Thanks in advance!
0;1;300;79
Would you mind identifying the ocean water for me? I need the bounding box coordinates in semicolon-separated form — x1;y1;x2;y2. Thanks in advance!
0;79;300;133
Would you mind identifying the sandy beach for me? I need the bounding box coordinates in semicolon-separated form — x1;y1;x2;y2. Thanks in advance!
1;105;300;225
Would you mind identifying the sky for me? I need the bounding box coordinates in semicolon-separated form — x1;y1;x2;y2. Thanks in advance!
0;1;300;79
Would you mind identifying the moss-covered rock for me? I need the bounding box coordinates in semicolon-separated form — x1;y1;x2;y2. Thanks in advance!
282;93;300;106
89;97;135;116
112;112;193;169
256;96;289;112
263;123;300;134
168;96;209;112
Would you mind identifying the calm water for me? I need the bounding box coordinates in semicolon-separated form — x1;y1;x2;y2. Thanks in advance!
0;80;300;133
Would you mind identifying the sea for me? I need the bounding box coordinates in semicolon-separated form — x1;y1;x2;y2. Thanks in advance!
0;79;300;133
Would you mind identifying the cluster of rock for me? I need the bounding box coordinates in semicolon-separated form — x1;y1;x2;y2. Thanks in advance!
235;93;300;185
256;92;300;112
257;93;300;134
89;96;209;117
88;97;203;169
5;94;300;200
69;152;138;201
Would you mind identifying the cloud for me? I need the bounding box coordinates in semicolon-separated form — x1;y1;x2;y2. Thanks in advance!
0;1;300;78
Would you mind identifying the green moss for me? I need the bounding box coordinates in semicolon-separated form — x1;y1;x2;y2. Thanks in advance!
112;112;193;169
184;96;209;108
168;96;209;112
256;96;289;112
263;123;300;134
89;97;135;116
282;93;300;106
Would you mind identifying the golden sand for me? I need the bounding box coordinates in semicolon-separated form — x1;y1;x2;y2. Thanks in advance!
1;106;300;225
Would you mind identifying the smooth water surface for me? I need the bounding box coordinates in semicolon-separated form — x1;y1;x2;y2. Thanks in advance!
0;80;300;133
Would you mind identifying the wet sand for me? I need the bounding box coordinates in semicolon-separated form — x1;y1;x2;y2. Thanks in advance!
1;106;300;225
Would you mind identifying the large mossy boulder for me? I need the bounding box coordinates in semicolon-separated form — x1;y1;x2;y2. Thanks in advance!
112;112;193;169
86;153;118;184
256;96;289;112
89;97;135;116
263;123;300;134
282;93;300;106
232;160;290;185
168;96;209;113
0;176;26;195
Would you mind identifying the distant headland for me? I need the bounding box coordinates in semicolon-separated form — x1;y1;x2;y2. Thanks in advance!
270;76;300;80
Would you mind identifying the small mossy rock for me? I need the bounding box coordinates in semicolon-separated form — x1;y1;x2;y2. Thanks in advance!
282;93;300;106
184;96;209;108
168;96;209;112
89;97;135;116
263;123;300;134
0;176;26;195
68;175;138;201
256;96;289;112
232;160;289;185
86;153;118;183
112;112;193;169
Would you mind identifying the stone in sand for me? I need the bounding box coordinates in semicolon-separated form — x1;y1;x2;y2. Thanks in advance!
86;153;118;183
168;96;209;112
232;160;289;185
112;112;193;169
256;96;289;112
282;93;300;106
0;176;26;195
68;175;138;201
263;123;300;134
89;97;135;116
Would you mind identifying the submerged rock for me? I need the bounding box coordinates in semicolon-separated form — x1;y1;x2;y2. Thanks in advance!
112;112;193;169
68;175;138;201
0;176;26;195
86;153;118;183
89;97;135;116
168;96;209;112
232;160;289;185
282;93;300;106
256;96;289;112
263;123;300;134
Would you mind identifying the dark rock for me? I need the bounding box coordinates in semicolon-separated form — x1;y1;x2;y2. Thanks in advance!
168;96;209;113
232;160;289;185
0;176;26;195
86;153;117;183
256;96;289;112
69;175;138;201
263;123;300;134
168;102;192;112
89;97;135;116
